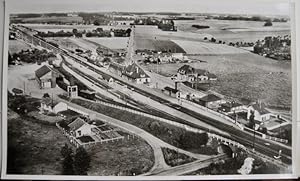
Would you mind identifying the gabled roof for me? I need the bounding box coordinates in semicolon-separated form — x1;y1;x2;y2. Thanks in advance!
68;117;86;131
178;65;208;76
123;63;150;79
199;94;221;102
164;86;179;94
250;102;270;115
35;65;52;79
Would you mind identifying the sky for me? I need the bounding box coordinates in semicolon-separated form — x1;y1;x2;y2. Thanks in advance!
7;0;291;16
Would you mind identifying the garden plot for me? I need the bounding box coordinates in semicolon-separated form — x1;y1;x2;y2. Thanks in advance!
172;40;248;55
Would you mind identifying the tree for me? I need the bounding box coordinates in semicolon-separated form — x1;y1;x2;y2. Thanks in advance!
43;93;50;98
264;20;273;26
93;20;100;26
74;147;91;175
61;144;74;175
72;29;78;34
248;110;255;129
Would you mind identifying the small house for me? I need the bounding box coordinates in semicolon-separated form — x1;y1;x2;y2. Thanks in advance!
68;117;97;138
123;63;151;84
162;86;180;98
219;102;245;113
196;94;224;109
40;98;68;114
247;101;276;122
35;65;59;89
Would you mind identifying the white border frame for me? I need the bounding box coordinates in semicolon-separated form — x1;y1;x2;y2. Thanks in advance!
1;0;299;180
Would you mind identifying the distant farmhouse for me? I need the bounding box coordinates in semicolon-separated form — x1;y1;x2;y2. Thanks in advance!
177;65;217;82
35;65;60;89
158;19;177;31
122;63;151;84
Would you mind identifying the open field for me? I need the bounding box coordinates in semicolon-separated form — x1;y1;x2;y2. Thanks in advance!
172;40;247;55
85;37;129;50
135;38;186;53
175;19;290;43
144;53;291;107
17;16;83;24
135;25;212;42
22;23;130;32
87;135;154;176
9;40;32;54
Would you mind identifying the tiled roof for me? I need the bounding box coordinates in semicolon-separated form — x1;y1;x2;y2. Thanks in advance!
123;63;149;79
35;65;52;79
68;117;86;131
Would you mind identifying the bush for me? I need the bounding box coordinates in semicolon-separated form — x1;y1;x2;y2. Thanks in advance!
264;20;273;26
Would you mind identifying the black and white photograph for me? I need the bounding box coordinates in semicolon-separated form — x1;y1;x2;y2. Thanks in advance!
1;0;299;179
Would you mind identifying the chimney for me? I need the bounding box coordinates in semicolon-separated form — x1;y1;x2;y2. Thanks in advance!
136;66;139;74
175;82;178;90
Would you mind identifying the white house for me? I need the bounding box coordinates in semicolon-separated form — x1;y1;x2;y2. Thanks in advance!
68;117;97;138
123;63;151;84
247;101;277;122
40;98;68;114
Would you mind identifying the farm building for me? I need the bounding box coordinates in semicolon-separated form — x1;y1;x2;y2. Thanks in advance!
123;63;151;84
177;65;217;82
35;65;60;89
246;101;277;122
162;86;180;98
40;98;68;114
195;94;225;109
108;62;125;77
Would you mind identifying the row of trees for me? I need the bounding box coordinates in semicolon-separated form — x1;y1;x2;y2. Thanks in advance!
9;49;56;65
61;144;91;175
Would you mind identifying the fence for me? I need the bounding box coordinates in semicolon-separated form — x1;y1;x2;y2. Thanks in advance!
93;98;204;134
182;99;245;130
56;122;126;148
243;126;288;144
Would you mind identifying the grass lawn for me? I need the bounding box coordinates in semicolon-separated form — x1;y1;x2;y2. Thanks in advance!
87;133;154;176
9;40;32;54
7;115;69;175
